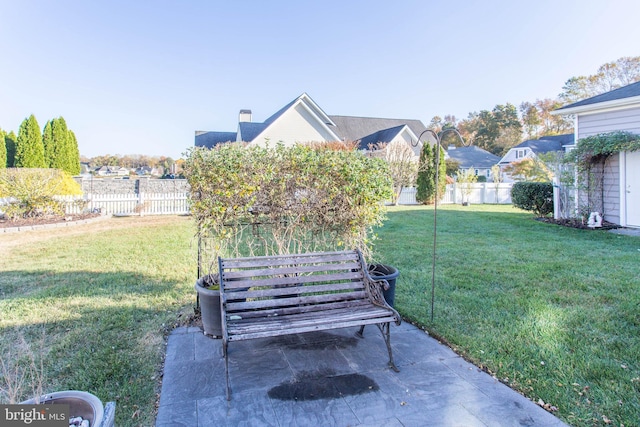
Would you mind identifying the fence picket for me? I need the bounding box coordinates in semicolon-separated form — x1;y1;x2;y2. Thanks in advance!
396;183;512;205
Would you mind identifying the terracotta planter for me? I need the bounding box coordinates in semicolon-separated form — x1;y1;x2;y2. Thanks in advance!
21;390;104;426
195;276;222;338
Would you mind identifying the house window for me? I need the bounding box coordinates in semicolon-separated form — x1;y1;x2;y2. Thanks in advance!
475;169;479;175
516;149;526;159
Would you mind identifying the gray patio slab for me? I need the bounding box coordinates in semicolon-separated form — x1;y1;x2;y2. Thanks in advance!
157;322;570;426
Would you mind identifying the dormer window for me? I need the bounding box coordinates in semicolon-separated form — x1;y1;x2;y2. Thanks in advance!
515;149;526;159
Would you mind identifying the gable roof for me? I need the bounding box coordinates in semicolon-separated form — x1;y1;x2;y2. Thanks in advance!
194;131;236;149
554;81;640;115
195;93;429;149
355;125;406;149
329;115;428;144
513;134;574;154
447;146;500;168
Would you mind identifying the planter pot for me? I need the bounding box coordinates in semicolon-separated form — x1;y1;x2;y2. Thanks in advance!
21;390;105;426
195;276;222;338
368;264;399;307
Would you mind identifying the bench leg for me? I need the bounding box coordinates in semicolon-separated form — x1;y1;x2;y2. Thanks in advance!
223;339;231;401
355;325;365;338
376;323;399;372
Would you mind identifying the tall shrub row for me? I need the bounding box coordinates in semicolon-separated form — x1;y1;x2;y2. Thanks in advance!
185;143;393;268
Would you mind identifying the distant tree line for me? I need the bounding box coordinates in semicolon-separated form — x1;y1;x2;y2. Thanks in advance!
1;114;80;175
83;154;179;173
428;56;640;156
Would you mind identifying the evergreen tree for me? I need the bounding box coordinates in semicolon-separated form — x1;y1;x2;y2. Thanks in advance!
42;120;55;167
66;129;81;175
436;145;447;200
416;143;446;204
15;115;46;168
5;131;17;167
0;128;6;168
416;143;433;204
50;117;69;170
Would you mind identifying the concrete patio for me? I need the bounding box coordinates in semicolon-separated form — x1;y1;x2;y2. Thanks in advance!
156;322;569;426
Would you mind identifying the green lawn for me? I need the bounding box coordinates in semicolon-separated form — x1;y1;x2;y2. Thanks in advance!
1;207;638;426
377;205;640;426
0;216;198;427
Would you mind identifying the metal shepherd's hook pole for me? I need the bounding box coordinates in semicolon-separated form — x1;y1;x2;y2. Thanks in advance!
413;128;467;322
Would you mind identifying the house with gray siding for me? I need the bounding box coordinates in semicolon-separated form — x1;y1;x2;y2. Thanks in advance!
553;81;640;228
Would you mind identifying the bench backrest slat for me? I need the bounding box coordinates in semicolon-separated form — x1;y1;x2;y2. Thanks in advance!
222;270;363;290
226;290;368;312
220;252;359;269
222;261;361;280
224;281;366;300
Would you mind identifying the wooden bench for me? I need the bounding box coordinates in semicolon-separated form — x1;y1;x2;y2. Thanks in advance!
218;249;402;400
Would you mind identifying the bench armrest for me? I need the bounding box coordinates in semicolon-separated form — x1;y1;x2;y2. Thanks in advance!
364;274;401;325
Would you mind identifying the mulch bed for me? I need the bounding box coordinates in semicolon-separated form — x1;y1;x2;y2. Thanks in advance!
535;217;619;230
0;212;103;229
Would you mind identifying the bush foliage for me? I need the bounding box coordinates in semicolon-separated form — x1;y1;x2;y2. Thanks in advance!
185;143;393;266
0;168;82;219
511;181;553;217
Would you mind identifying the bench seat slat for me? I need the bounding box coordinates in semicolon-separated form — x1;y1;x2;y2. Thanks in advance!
228;305;393;332
228;316;395;341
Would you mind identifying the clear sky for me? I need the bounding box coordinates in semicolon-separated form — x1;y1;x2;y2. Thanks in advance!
1;0;639;160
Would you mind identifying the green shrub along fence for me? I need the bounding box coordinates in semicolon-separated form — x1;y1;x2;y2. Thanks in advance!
511;182;554;217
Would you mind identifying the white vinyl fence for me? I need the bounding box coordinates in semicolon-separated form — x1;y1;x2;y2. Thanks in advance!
54;183;511;216
60;192;190;216
397;183;513;205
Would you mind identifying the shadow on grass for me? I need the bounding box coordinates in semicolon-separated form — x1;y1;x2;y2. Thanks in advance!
0;270;192;427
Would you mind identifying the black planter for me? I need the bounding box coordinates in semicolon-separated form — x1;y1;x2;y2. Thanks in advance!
368;264;399;307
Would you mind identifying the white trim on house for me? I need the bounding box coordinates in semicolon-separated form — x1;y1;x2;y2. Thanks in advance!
552;95;640;116
250;95;342;145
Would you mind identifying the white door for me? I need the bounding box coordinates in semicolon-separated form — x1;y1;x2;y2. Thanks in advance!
625;151;640;227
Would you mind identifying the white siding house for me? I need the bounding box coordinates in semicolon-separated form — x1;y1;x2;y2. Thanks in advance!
553;81;640;228
498;134;574;182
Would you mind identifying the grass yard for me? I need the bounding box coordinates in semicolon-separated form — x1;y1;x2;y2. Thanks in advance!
377;205;640;427
0;206;638;426
0;216;198;427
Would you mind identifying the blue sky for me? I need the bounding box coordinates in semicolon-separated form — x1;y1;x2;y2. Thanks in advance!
1;0;639;159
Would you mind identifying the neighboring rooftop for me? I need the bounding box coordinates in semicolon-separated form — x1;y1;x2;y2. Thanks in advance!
447;145;500;168
513;134;574;154
555;81;640;112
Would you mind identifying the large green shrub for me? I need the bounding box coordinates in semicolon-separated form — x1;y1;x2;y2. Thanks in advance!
511;181;553;217
0;168;82;219
185;143;393;266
